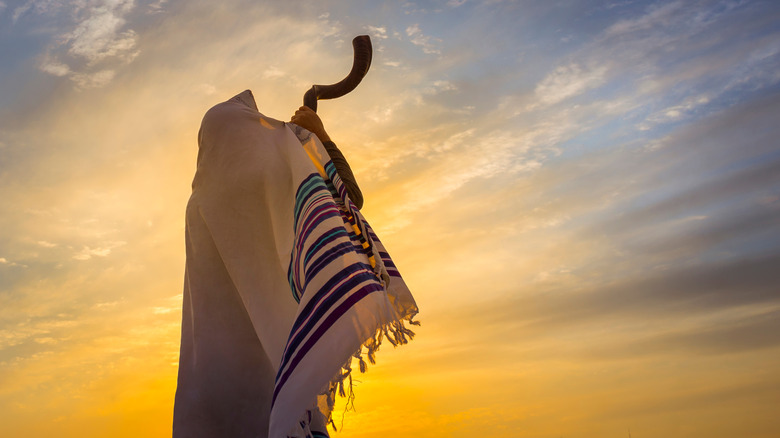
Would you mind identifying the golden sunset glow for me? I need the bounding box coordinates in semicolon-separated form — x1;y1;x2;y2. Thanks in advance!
2;1;780;437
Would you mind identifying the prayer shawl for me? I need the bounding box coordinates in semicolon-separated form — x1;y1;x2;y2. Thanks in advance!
173;90;418;438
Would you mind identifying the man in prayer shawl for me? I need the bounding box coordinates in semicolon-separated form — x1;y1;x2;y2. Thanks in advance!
173;90;418;438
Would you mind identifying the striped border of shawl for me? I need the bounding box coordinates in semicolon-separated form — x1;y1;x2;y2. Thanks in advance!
275;168;385;407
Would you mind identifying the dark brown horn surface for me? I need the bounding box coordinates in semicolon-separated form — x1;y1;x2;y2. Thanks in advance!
303;35;373;112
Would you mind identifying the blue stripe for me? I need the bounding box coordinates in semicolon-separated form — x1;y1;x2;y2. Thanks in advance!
280;263;376;371
295;190;331;232
273;281;384;406
298;207;341;251
292;208;339;301
304;228;348;265
294;174;326;222
288;256;298;302
324;162;342;200
325;162;349;201
277;262;377;377
303;241;360;290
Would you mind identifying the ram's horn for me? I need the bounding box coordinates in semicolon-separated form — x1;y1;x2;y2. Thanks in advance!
303;35;372;112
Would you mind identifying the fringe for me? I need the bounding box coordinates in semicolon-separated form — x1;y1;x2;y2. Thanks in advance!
320;313;419;430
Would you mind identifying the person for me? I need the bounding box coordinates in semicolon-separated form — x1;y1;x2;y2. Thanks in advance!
173;90;417;438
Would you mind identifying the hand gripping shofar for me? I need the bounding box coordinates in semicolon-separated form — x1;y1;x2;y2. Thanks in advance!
303;35;372;113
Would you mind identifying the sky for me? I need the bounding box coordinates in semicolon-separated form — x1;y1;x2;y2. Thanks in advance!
1;0;779;437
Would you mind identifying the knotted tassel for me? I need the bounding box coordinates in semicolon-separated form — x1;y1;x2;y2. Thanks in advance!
401;325;416;340
338;378;346;398
383;327;397;346
376;329;384;345
358;355;368;373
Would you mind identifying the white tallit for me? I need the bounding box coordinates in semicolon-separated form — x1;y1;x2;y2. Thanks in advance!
173;90;418;438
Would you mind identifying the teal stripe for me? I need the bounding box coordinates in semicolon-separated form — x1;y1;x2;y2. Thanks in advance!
288;265;298;303
324;160;336;176
294;177;327;219
304;228;348;265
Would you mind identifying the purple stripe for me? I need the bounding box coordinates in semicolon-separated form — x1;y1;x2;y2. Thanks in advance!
298;191;331;228
324;164;348;202
304;228;348;266
298;203;336;238
297;206;341;252
272;281;384;406
293;174;324;221
279;264;376;371
303;242;358;290
282;271;372;365
291;205;341;293
292;200;335;294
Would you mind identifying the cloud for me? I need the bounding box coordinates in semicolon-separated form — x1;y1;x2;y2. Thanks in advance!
534;63;608;105
70;69;116;88
521;0;780;135
70;239;126;261
593;307;780;358
0;257;25;268
604;1;685;37
32;0;139;88
596;155;780;238
390;84;780;369
423;80;457;94
365;25;388;40
197;83;217;95
11;1;32;23
147;0;166;14
405;23;441;55
453;249;780;353
641;93;711;128
39;58;71;77
262;66;285;79
65;1;137;64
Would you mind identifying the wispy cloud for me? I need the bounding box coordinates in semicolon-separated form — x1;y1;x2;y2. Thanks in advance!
72;241;126;261
534;62;608;106
365;25;388;40
25;0;140;88
405;23;441;55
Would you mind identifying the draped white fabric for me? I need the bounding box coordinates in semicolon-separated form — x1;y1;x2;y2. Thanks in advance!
174;90;418;438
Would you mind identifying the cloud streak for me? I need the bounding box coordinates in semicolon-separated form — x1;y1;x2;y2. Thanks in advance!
20;0;141;88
